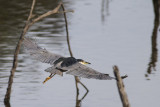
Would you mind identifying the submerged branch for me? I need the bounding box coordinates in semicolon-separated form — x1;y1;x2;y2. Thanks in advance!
4;0;36;105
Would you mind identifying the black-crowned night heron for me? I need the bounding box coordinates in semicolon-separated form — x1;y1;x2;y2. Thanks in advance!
23;38;115;83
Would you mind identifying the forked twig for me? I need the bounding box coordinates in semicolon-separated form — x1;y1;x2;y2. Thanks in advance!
76;90;88;107
61;4;73;57
27;0;36;21
61;4;89;94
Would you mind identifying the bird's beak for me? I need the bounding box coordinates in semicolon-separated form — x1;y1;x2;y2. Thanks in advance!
82;61;91;65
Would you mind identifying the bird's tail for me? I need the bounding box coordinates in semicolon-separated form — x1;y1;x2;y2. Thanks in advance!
45;66;63;76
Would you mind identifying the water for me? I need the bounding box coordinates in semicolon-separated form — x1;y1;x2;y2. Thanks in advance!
0;0;160;107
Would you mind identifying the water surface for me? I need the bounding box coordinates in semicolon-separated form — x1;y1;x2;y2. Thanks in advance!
0;0;160;107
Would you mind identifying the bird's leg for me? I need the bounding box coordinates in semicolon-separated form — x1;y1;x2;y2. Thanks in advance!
43;73;56;84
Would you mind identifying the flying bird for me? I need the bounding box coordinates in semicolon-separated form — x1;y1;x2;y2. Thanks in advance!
23;37;115;83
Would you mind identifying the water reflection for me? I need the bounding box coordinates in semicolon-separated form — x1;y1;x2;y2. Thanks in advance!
1;0;159;107
0;1;32;106
101;0;111;23
146;0;159;79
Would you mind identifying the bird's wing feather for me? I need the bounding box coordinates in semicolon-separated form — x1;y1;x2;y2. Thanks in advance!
23;37;63;65
65;63;115;80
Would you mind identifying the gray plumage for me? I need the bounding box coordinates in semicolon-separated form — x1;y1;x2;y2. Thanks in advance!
45;66;63;76
23;37;63;65
23;37;115;80
64;63;115;80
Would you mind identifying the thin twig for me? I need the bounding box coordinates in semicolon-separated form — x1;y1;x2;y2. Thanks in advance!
78;81;89;92
27;0;36;21
76;90;88;107
61;4;79;94
113;65;130;107
61;4;89;94
22;3;62;35
31;3;62;25
57;10;74;14
61;4;73;57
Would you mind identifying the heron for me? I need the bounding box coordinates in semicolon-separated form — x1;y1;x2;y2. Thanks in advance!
23;37;115;83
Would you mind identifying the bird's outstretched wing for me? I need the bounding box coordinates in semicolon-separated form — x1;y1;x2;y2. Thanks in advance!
23;37;63;65
65;63;115;80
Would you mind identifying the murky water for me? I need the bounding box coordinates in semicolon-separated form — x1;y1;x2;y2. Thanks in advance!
0;0;160;107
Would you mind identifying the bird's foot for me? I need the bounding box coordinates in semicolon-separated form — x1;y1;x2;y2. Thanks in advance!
43;77;51;84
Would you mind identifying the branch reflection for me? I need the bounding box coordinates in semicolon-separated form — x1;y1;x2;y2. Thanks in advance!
146;0;159;79
101;0;111;23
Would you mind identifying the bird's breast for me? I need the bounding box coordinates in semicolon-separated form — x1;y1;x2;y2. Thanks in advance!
61;57;77;67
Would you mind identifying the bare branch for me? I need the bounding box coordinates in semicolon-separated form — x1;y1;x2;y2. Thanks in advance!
4;1;73;105
4;0;36;104
31;2;62;25
113;65;130;107
61;4;73;57
27;0;36;21
57;10;74;14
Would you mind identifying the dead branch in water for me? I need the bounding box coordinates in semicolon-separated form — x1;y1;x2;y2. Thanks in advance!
61;4;89;95
4;0;72;105
4;0;36;105
113;65;130;107
146;0;159;79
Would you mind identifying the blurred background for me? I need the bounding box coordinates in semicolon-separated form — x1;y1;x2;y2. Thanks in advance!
0;0;160;107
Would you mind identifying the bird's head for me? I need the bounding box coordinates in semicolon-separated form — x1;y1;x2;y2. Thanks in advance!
77;59;91;65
